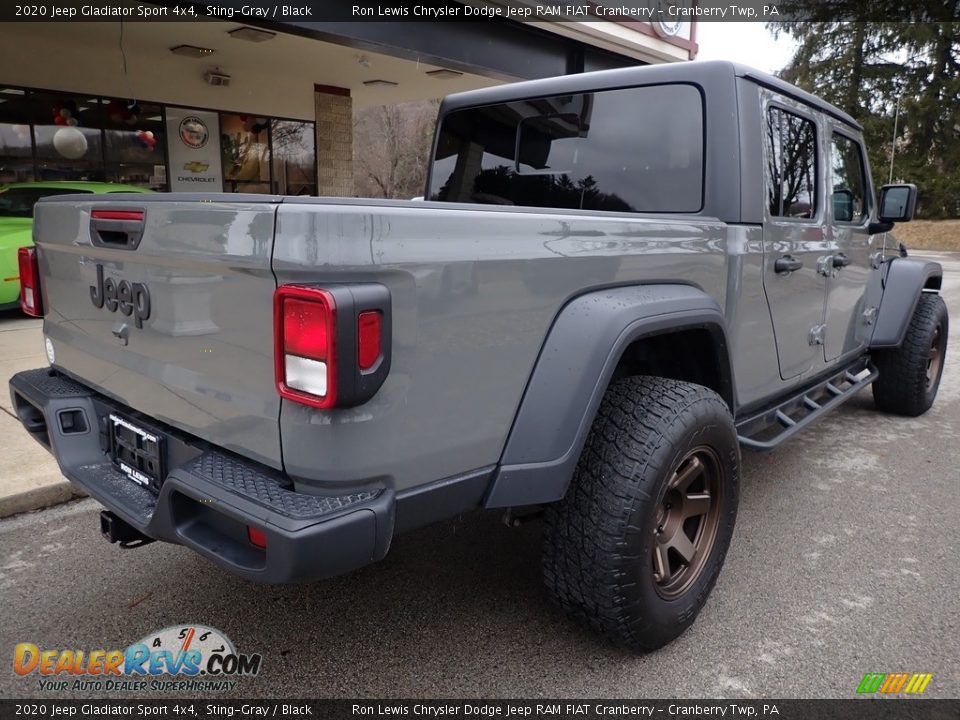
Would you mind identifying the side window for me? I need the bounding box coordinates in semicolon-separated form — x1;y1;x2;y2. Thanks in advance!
830;134;867;223
764;106;818;219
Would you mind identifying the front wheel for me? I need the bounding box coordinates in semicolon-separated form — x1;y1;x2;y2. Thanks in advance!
872;293;949;417
542;376;740;652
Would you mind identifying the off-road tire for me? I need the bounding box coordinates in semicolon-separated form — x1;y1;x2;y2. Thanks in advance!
542;376;740;652
872;293;948;417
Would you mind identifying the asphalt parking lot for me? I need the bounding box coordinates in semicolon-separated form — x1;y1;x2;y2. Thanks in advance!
1;253;958;700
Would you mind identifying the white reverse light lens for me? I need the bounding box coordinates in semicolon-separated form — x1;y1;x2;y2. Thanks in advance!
284;354;327;397
45;337;55;365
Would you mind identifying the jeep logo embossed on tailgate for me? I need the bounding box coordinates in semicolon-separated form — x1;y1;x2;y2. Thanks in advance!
90;264;151;328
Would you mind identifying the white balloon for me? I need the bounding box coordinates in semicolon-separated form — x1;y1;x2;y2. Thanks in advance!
52;127;88;159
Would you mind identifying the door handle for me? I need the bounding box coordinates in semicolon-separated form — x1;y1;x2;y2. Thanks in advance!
89;208;145;250
832;253;852;268
774;255;804;274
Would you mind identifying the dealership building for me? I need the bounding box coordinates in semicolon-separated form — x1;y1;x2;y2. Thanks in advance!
0;2;696;196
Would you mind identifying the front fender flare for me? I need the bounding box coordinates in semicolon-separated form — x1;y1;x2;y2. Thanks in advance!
871;257;943;349
484;284;733;509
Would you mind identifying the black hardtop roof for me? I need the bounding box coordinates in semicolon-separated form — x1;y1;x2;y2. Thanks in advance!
440;60;862;131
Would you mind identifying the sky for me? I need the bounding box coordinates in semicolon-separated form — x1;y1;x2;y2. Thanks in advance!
693;23;797;75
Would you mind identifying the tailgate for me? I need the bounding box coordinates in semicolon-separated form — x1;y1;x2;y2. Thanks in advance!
34;195;282;469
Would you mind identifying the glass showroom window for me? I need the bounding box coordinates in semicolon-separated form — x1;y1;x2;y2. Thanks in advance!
104;99;167;190
221;113;271;193
0;88;35;184
271;119;316;196
31;92;104;181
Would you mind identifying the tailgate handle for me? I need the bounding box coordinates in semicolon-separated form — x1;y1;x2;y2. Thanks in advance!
90;209;145;250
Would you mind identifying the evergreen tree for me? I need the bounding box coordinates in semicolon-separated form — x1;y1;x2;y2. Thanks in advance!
769;18;959;217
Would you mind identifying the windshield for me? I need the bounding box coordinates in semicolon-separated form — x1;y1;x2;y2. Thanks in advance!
0;187;91;218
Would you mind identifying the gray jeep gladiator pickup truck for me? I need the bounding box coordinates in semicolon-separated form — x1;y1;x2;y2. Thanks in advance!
9;61;948;651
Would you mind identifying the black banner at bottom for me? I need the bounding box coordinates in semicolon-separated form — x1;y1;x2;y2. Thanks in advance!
1;700;959;720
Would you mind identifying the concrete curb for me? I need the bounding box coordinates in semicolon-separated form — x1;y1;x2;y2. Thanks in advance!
0;481;87;519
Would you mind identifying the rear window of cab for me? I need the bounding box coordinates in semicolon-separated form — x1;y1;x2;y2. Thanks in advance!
429;83;704;213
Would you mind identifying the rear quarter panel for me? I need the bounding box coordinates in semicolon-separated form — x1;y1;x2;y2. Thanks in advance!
273;200;734;492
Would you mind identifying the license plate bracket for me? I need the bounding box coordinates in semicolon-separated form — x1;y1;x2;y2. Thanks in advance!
108;413;166;492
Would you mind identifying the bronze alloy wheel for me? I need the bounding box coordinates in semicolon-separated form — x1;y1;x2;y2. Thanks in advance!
652;447;724;599
927;323;944;391
543;376;739;651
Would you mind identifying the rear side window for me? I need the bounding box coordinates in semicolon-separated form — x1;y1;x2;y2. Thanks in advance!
765;107;818;219
830;134;867;222
429;84;704;213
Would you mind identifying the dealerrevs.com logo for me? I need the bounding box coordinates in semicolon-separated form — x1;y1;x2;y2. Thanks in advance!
14;625;262;693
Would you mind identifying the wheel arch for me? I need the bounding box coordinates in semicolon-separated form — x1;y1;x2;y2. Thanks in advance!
871;257;944;349
484;284;735;509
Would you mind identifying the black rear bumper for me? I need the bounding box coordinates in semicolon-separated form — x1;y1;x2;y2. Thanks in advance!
8;367;394;583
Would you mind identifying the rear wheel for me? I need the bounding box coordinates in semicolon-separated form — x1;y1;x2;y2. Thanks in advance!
542;376;739;652
872;293;949;417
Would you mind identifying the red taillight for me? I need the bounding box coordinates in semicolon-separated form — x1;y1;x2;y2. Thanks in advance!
274;286;337;409
274;283;391;409
283;298;330;359
247;526;267;549
17;247;43;317
357;311;382;371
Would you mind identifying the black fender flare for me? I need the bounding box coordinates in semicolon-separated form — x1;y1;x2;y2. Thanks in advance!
870;257;943;349
484;284;735;508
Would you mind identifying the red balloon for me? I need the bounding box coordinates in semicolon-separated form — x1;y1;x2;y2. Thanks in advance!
54;116;67;126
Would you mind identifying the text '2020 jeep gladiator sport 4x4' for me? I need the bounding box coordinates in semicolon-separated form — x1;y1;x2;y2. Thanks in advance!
10;62;948;651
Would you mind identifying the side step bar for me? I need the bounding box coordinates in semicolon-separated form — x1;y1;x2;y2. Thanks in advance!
736;361;879;451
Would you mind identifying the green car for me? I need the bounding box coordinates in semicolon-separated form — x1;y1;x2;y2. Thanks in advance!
0;181;153;311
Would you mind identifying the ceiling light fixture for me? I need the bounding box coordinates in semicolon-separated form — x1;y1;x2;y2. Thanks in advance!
228;26;277;42
426;69;464;79
363;79;398;87
170;44;216;58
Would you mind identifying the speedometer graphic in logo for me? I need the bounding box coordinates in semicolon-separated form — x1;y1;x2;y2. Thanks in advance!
134;624;234;674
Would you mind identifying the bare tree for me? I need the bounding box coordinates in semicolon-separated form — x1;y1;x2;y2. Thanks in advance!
354;100;439;199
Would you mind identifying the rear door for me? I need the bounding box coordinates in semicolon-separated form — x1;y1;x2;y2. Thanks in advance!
823;128;875;362
760;96;828;380
35;195;282;468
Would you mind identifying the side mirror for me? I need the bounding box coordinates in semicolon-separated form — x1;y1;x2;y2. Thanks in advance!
878;183;917;223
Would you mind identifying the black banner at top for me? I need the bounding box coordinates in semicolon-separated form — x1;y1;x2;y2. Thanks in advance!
1;0;957;23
